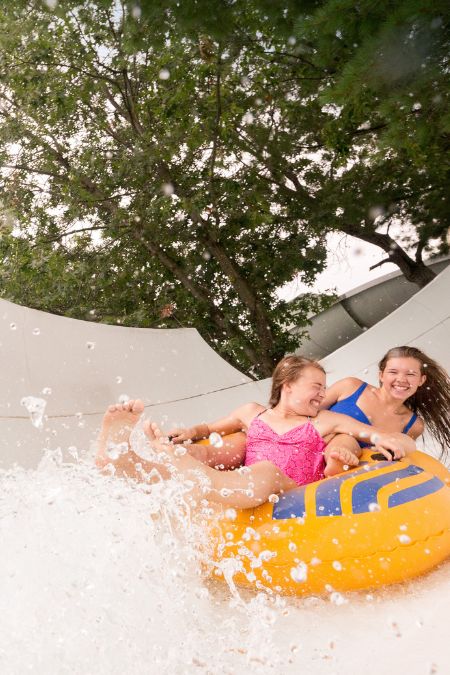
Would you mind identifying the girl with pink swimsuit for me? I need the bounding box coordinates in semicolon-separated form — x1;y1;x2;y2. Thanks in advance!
97;356;417;509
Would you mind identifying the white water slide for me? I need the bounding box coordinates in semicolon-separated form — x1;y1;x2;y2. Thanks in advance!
1;266;449;468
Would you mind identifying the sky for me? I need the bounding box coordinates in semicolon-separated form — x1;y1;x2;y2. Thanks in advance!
279;232;399;301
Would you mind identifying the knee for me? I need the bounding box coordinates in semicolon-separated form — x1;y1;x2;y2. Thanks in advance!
250;460;283;483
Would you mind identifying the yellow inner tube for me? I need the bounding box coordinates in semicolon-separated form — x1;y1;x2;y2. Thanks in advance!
204;447;450;596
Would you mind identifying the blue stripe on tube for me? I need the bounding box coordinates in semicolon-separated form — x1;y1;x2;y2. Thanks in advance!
272;486;306;520
352;465;423;514
314;462;392;517
388;476;444;508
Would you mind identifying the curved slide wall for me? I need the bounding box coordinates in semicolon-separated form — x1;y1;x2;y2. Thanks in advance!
1;266;449;467
0;303;266;468
292;256;449;360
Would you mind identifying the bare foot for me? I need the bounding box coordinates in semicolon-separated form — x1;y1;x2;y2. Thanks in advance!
324;447;360;478
96;399;145;470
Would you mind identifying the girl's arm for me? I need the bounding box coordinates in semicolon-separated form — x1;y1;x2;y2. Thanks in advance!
315;410;417;458
320;377;364;410
167;402;261;443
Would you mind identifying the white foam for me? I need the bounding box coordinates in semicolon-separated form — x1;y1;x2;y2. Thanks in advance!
1;449;448;674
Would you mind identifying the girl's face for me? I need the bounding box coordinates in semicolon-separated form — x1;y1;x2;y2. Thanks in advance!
283;366;326;417
379;357;426;400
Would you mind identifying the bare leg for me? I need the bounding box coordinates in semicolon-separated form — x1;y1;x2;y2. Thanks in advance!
96;404;297;507
187;432;247;470
323;434;362;477
137;420;297;508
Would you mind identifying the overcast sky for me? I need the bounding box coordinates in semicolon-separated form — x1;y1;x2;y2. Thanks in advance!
279;233;399;300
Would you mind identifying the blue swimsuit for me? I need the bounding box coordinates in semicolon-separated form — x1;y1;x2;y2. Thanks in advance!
328;382;417;447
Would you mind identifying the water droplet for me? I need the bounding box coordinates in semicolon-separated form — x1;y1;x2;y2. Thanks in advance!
174;446;187;457
67;446;79;460
290;562;308;583
105;150;113;159
219;488;233;498
369;502;381;512
288;542;297;552
332;560;342;571
268;493;279;503
107;442;128;460
330;591;347;605
86;341;96;350
224;508;237;521
20;396;47;428
242;111;254;124
368;205;385;221
288;36;296;46
161;182;174;196
32;328;40;336
159;68;170;80
202;251;211;261
209;432;223;448
370;433;380;445
131;4;141;19
43;0;58;8
9;323;17;330
116;376;123;384
118;394;130;404
398;534;411;545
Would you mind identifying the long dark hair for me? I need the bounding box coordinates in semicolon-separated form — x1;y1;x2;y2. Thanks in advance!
269;355;325;407
379;346;450;457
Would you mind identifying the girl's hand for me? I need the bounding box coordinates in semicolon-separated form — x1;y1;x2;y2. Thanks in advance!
371;432;416;460
166;426;195;443
166;423;210;443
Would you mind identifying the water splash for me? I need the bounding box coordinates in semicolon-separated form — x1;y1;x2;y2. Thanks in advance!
1;436;449;674
20;396;47;428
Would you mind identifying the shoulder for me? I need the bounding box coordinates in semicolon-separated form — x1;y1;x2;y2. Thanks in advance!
230;402;265;425
322;377;365;408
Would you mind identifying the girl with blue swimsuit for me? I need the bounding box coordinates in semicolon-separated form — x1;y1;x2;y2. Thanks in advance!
322;345;450;473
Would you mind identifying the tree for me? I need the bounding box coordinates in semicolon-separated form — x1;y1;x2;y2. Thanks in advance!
0;1;447;377
136;0;449;284
0;1;331;378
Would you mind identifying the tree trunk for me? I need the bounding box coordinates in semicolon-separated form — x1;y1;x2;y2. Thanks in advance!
343;226;437;289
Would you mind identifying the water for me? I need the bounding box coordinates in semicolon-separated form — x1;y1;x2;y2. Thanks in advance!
1;446;448;674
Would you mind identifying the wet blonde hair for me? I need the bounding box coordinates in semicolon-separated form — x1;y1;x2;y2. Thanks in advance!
269;355;325;407
379;346;450;457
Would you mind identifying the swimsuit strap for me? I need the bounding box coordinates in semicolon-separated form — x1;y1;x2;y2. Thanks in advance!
403;413;418;434
351;381;369;401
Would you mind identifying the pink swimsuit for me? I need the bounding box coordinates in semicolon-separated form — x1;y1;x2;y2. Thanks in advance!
244;414;326;486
